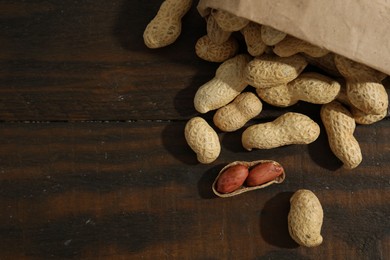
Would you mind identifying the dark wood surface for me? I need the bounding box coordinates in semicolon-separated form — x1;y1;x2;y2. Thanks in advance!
0;1;389;259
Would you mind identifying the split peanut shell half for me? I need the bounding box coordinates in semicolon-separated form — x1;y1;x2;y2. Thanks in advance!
212;160;285;198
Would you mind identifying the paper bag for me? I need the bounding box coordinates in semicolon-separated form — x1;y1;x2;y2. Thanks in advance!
197;0;390;76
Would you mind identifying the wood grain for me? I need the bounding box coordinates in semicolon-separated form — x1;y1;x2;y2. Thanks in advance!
0;0;387;122
0;0;215;121
0;120;389;259
0;1;389;259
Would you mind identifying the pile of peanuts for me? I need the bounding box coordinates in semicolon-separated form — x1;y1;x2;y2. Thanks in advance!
144;2;388;169
143;0;388;247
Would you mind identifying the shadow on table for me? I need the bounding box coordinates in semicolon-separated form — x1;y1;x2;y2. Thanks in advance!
307;121;343;171
259;192;299;249
161;123;199;165
112;1;168;53
112;0;206;65
197;163;225;199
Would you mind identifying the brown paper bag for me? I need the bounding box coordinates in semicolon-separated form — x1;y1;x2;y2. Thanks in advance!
197;0;390;76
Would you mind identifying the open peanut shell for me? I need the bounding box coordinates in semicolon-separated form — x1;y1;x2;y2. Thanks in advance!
212;160;285;198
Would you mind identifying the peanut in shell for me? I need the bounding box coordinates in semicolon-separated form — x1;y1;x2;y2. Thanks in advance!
245;54;308;89
194;54;251;113
213;92;262;132
184;117;220;164
274;35;329;58
288;189;323;247
242;112;320;150
195;35;239;62
257;72;340;107
320;101;362;169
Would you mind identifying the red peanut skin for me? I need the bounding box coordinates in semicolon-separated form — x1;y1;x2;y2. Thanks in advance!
216;165;249;193
246;162;284;186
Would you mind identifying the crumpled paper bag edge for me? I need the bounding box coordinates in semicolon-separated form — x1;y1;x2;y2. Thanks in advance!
197;0;390;77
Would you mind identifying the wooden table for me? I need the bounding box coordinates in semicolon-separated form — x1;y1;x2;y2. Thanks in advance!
0;1;389;259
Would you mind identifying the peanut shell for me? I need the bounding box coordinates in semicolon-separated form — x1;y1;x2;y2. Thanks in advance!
257;72;340;107
320;101;362;169
206;14;232;44
260;25;287;46
274;35;329;58
195;35;239;62
346;81;388;115
303;53;341;77
212;160;285;198
351;107;388;125
184;117;220;164
336;86;388;125
240;22;267;57
213;92;262;132
242;112;320;150
334;55;387;82
194;54;251;113
143;0;192;48
288;189;323;247
211;9;250;32
245;54;308;89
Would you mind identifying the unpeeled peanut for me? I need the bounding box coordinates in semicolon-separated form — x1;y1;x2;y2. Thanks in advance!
195;35;239;62
274;35;329;58
260;25;287;46
334;54;387;82
240;22;267;57
213;92;262;132
303;53;341;77
345;81;388;115
256;72;341;107
194;54;251;113
334;55;388;115
212;160;285;197
351;107;388;125
320;101;362;169
245;54;308;89
184;117;220;164
337;86;387;125
211;9;250;32
143;0;193;48
288;189;323;247
206;14;231;44
242;112;320;150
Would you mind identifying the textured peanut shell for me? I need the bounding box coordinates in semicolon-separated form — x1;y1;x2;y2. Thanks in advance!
334;54;387;82
257;72;340;107
184;117;220;164
288;189;323;247
260;25;287;46
240;22;267;57
212;160;285;198
256;84;291;107
352;107;388;125
336;87;387;125
211;9;250;32
320;101;362;169
274;35;329;58
245;54;308;89
346;81;388;115
195;35;239;62
303;53;341;77
206;15;231;44
213;92;263;132
194;54;251;113
143;0;192;48
242;112;320;150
